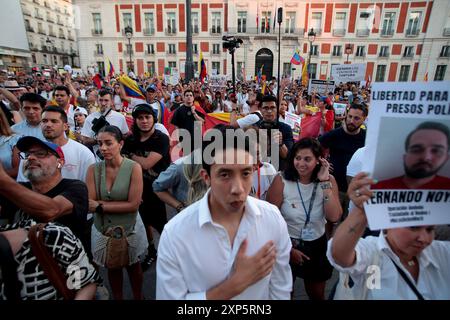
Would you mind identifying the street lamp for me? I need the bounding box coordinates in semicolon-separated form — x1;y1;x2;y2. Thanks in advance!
345;44;352;63
307;28;316;84
124;26;133;73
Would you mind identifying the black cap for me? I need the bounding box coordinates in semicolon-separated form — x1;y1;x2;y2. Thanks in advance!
132;103;157;118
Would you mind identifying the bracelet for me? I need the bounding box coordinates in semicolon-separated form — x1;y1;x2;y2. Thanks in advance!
320;181;332;190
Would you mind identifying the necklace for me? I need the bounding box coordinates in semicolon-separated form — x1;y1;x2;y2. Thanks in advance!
407;260;415;267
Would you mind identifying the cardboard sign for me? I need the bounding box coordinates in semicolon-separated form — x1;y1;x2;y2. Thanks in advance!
284;112;302;141
307;79;335;95
331;63;367;83
333;103;347;116
362;81;450;230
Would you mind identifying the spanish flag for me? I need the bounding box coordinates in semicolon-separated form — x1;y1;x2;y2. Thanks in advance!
199;51;207;83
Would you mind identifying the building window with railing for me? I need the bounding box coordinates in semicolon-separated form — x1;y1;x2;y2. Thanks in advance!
311;45;319;56
283;63;291;77
333;12;346;36
285;12;296;34
311;12;322;34
166;12;176;34
147;61;155;76
193;43;198;54
144;12;155;35
355;46;365;57
96;44;103;55
434;65;447;80
440;45;450;57
146;44;154;54
381;12;395;36
379;46;389;57
237;11;247;33
168;61;177;69
97;61;105;77
212;62;220;74
168;44;176;54
211;12;221;34
403;46;414;57
406;11;422;36
309;63;317;79
261;12;271;33
332;45;342;56
375;65;386;82
357;12;371;36
123;12;132;28
191;12;199;34
212;44;220;54
399;65;410;81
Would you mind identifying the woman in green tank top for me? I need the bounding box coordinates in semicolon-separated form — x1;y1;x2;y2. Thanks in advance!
86;125;145;300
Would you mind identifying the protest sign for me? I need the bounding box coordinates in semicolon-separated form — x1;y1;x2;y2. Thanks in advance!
362;81;450;230
333;103;347;116
331;63;367;83
284;112;302;141
209;75;227;90
307;79;335;95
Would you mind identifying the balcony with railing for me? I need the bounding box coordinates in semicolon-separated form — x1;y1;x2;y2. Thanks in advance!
56;20;64;26
23;8;31;16
210;50;221;55
443;28;450;36
333;28;346;36
403;52;414;59
405;28;420;37
123;49;134;55
210;26;222;35
145;49;155;55
379;52;390;58
37;29;46;35
35;13;44;20
48;30;56;37
26;26;35;32
59;33;66;39
68;35;74;41
94;50;103;56
191;25;199;34
92;29;103;36
282;28;305;39
165;27;177;35
356;28;370;36
166;50;177;55
380;28;394;37
143;28;155;36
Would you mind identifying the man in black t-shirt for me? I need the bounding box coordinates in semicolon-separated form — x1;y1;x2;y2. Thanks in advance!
122;103;170;270
170;89;205;154
0;136;89;250
319;104;367;218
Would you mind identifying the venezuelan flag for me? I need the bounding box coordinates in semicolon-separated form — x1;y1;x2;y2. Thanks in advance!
118;74;146;99
199;51;207;83
290;49;302;65
106;58;115;77
301;61;309;87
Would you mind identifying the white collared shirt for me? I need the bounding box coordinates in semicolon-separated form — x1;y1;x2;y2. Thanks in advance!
156;190;292;300
327;234;450;299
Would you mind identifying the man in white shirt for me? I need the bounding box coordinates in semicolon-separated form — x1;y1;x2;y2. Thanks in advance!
53;85;76;131
12;93;46;140
156;126;292;300
81;89;129;158
17;106;95;183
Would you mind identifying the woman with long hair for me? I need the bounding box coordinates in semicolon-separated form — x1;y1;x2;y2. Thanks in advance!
86;125;146;300
267;138;342;299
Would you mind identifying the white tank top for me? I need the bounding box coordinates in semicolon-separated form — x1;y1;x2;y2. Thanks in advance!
280;176;326;241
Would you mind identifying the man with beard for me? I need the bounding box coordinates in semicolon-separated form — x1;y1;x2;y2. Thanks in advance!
0;136;89;249
122;104;170;269
319;103;367;218
373;122;450;189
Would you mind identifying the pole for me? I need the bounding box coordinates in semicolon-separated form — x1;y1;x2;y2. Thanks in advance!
128;38;132;72
185;0;194;82
276;7;282;126
231;48;236;95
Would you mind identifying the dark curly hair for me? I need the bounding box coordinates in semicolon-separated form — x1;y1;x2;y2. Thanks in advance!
283;138;323;182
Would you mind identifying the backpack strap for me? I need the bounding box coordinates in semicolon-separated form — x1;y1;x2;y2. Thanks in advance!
28;223;76;300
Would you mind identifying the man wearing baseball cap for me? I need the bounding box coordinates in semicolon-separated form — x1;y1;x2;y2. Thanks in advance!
0;136;89;251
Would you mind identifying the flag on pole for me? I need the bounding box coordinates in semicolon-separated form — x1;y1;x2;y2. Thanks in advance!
106;58;115;77
301;62;309;87
199;51;207;83
257;65;264;83
290;49;304;65
92;73;103;89
424;72;428;81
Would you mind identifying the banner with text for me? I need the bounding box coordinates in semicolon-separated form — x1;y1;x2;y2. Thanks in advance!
331;63;367;83
307;79;335;95
362;81;450;230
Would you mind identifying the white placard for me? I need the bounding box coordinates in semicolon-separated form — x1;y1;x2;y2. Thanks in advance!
331;63;367;83
308;79;335;95
333;103;347;116
284;112;302;140
362;81;450;230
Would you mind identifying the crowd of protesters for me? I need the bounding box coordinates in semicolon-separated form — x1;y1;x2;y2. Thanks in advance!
0;67;449;301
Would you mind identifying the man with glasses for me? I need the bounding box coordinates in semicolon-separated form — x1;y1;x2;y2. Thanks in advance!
0;136;89;249
373;122;450;190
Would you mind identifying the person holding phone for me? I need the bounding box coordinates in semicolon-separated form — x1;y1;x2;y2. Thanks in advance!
266;138;342;300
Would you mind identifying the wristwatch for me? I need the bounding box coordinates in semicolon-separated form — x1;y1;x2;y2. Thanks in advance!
95;203;104;214
320;181;332;190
